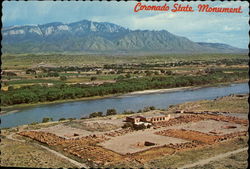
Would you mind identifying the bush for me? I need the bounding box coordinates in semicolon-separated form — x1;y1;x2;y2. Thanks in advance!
122;122;134;129
116;75;125;81
47;72;59;77
149;106;156;110
29;122;39;125
68;118;76;121
42;117;53;123
122;110;135;115
137;109;143;113
154;71;159;75
106;108;117;116
26;69;36;74
96;70;102;74
89;112;103;118
165;70;173;75
60;76;67;81
133;123;147;130
90;76;97;81
8;86;14;91
59;118;66;121
125;73;131;78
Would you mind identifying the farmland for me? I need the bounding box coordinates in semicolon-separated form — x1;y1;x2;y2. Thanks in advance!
1;53;248;108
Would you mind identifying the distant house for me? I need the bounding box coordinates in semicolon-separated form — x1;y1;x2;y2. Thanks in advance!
126;113;170;124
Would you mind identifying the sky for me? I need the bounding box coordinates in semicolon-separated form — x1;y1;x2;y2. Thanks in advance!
2;1;249;48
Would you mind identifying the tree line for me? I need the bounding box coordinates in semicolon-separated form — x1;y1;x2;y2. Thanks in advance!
1;71;247;106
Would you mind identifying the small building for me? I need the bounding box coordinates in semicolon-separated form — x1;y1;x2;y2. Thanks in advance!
139;114;171;123
126;116;141;124
126;113;170;124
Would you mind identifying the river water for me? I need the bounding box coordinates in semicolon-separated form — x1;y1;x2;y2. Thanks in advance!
0;83;248;128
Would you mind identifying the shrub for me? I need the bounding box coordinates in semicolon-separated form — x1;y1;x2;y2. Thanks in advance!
165;70;173;75
26;69;36;74
59;118;66;121
60;76;67;81
8;86;14;91
106;108;117;116
89;112;103;118
137;109;143;113
29;122;39;125
90;76;97;81
133;123;147;130
68;118;76;121
116;75;125;81
42;117;53;123
122;122;134;129
125;73;131;78
47;72;59;77
96;70;102;74
122;110;135;115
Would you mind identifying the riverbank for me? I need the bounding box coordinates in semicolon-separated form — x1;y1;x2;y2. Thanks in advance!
1;79;248;115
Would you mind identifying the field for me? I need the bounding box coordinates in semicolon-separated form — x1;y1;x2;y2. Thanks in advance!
1;53;248;108
2;53;248;68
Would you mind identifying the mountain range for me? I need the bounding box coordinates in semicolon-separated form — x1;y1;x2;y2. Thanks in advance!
2;20;247;54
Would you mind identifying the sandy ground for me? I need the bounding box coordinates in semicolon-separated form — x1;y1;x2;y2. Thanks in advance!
166;120;247;135
82;117;125;127
36;117;125;139
121;86;192;96
99;128;188;155
37;124;104;138
222;113;248;120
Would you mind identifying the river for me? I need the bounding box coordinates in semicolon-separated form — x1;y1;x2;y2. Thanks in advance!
0;83;248;128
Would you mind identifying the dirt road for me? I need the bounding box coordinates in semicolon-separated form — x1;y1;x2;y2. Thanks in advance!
39;144;88;168
178;147;248;169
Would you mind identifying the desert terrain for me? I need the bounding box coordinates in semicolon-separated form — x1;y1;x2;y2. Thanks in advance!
1;94;248;168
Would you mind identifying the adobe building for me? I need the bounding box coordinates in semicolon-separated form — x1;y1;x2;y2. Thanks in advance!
139;114;171;123
126;113;170;124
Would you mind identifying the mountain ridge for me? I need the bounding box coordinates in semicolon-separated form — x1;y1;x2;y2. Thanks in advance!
2;19;247;54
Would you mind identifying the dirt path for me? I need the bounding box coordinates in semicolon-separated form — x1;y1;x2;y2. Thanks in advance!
6;132;88;168
38;144;88;168
178;147;248;169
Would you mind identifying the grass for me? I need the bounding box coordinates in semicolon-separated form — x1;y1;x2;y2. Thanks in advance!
7;78;63;85
189;150;248;169
168;94;249;114
2;53;248;69
0;137;77;168
145;136;248;168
